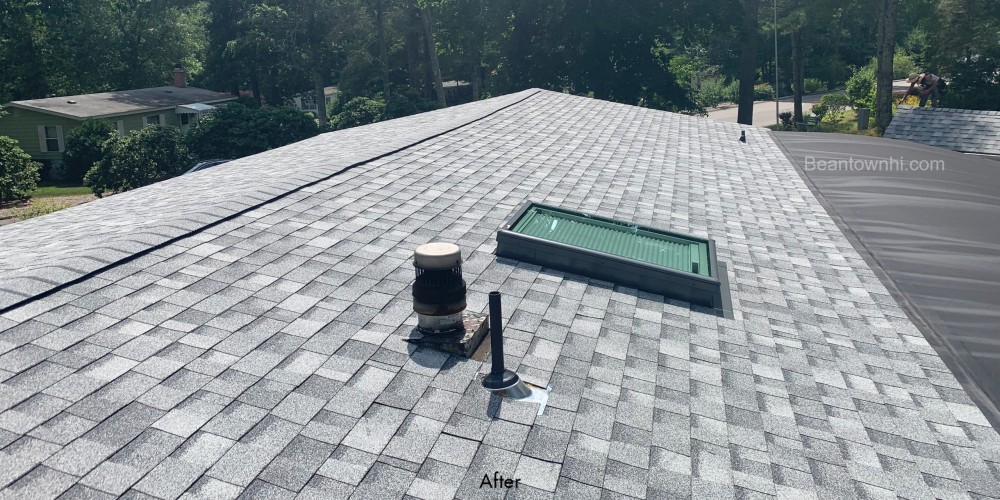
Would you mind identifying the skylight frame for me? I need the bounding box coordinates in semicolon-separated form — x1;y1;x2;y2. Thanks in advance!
496;201;725;310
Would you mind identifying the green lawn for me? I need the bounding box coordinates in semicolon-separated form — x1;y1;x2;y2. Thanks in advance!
31;184;93;197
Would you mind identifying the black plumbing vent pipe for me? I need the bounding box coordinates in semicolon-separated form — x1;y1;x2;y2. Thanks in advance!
482;291;522;391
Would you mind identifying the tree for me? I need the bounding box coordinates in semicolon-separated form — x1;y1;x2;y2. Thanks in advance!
737;0;761;124
85;126;193;197
419;3;446;107
63;119;117;185
874;0;897;133
0;136;41;203
330;96;386;129
846;60;877;110
184;102;321;159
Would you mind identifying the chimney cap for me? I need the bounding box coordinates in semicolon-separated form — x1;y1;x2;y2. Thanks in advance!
414;242;461;270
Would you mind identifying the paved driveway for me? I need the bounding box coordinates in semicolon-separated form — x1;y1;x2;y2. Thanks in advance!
709;80;911;127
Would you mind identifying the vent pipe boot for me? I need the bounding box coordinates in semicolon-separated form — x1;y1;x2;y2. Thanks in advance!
407;242;489;357
482;291;531;398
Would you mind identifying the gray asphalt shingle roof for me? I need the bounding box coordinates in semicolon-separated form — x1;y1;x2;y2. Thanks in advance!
1;90;999;499
7;87;235;120
885;105;1000;156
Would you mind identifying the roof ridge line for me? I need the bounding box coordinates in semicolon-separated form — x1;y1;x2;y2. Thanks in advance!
0;90;543;316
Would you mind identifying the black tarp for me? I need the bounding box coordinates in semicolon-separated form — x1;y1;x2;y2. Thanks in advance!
775;132;1000;430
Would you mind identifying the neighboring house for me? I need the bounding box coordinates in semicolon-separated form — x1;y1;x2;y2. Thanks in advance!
885;105;1000;157
0;90;998;499
293;86;339;114
442;80;473;105
0;69;234;165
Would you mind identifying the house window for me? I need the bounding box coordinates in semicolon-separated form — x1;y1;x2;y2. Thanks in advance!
179;114;191;126
44;126;60;152
145;114;161;126
38;125;64;152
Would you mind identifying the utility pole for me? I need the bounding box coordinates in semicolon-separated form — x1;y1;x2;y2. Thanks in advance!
774;0;779;127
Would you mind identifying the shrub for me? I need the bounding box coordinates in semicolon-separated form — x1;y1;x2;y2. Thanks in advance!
846;61;877;110
329;97;386;130
803;78;827;94
778;111;793;130
811;103;827;120
63;119;116;184
384;89;440;119
893;50;921;80
184;102;321;160
0;136;41;204
12;200;72;221
85;126;193;197
942;52;1000;111
722;79;741;103
695;77;727;108
813;93;850;121
753;83;775;101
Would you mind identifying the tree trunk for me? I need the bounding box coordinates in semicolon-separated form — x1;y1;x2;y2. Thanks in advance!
405;7;421;90
250;70;262;107
376;0;390;99
421;6;446;107
312;68;327;126
471;65;482;101
875;0;897;134
737;0;761;125
791;30;803;124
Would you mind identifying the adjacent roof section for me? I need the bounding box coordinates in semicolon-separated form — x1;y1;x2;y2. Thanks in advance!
885;105;1000;156
0;90;537;312
0;91;998;499
7;87;235;120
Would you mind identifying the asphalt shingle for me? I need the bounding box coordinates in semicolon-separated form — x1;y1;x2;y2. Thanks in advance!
885;105;1000;155
0;90;997;499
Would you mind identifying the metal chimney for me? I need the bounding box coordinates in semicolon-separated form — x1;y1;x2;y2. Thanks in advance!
407;242;488;357
412;242;466;332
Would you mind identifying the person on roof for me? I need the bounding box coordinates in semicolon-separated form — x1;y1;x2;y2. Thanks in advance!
904;72;946;107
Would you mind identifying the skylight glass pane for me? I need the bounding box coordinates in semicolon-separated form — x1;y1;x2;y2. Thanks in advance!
510;205;711;276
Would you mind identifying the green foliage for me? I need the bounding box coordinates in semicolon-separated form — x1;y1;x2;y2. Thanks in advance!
900;27;932;69
330;97;386;130
384;90;441;120
694;78;727;108
778;111;793;129
0;0;208;102
803;78;827;94
32;185;94;197
84;126;193;197
0;136;42;204
846;61;877;110
63;119;117;184
184;103;320;160
942;53;1000;110
12;200;73;221
753;83;775;101
812;93;850;121
722;79;741;104
893;50;921;80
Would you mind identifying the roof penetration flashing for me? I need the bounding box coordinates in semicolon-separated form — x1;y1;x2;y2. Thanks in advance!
496;201;728;313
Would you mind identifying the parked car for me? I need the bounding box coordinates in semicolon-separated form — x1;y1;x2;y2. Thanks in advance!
185;159;231;174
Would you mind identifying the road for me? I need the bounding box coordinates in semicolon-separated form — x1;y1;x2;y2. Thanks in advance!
708;80;911;127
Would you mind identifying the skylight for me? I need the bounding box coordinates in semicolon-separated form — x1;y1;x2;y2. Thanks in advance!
497;202;727;311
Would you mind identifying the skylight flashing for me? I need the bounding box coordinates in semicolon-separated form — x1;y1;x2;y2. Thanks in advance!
496;201;727;313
